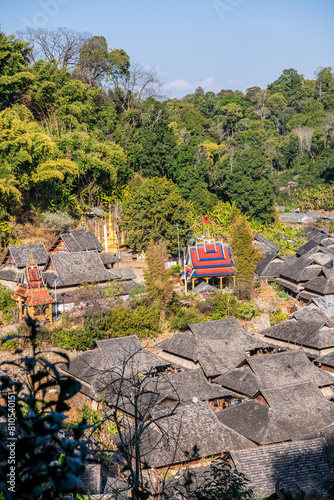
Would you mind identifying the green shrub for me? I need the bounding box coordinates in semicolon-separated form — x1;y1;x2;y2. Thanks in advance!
102;306;160;339
212;292;259;321
168;306;204;331
171;264;182;275
50;326;103;351
42;211;76;233
270;308;288;326
0;334;19;351
0;285;16;324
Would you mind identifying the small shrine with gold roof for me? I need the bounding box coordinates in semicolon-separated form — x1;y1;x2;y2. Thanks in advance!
13;254;53;322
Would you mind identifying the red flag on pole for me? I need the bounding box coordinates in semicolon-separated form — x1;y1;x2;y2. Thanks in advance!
202;216;211;224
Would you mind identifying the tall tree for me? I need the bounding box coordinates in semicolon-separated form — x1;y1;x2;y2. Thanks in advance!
75;35;129;87
230;212;262;299
121;177;191;253
18;27;91;67
0;28;34;109
144;239;175;322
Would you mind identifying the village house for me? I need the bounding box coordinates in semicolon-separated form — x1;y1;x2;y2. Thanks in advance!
212;350;334;399
259;308;334;357
158;318;276;378
217;381;334;446
115;402;254;471
0;243;49;289
230;437;334;499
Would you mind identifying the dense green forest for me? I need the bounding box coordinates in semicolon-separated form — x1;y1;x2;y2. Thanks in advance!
1;25;334;231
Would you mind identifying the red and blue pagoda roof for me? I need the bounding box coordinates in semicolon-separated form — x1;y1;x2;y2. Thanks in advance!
183;241;235;279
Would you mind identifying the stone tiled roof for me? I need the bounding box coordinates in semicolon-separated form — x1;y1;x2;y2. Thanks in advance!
159;318;270;378
46;250;118;287
123;403;254;468
261;312;334;350
218;381;334;445
4;243;48;268
231;438;334;499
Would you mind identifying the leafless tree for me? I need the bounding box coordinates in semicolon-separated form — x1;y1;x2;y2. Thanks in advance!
112;63;166;111
78;342;182;500
17;27;91;67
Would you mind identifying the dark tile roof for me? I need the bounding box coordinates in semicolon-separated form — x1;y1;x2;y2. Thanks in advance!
125;403;254;468
69;229;104;251
218;382;334;445
112;267;137;281
261;313;334;350
303;275;334;295
314;351;334;368
48;250;118;287
96;335;167;376
278;256;323;283
297;239;319;257
213;367;259;397
60;233;81;252
144;369;229;405
213;350;333;396
99;253;118;265
253;232;280;253
257;254;291;278
255;250;278;276
231;438;334;499
0;267;20;283
160;319;270;378
246;349;334;388
307;228;329;242
7;243;48;268
158;332;198;362
191;281;217;295
59;350;102;398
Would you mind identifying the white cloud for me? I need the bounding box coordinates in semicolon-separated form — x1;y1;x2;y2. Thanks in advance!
163;79;193;91
228;78;242;85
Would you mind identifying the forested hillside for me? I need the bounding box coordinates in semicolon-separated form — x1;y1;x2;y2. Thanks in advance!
1;26;334;231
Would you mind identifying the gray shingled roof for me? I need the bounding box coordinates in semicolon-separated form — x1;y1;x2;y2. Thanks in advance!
160;319;270;378
144;369;229;405
310;296;334;319
191;281;217;295
307;228;329;242
99;253;118;265
213;367;259;397
158;332;198;362
303;275;334;295
124;403;254;468
218;381;334;445
60;233;81;252
214;350;333;397
314;351;334;368
297;239;319;257
69;229;104;251
278;256;323;283
253;232;280;253
96;335;168;376
59;350;102;398
111;267;137;281
261;314;334;350
7;243;48;268
231;438;334;499
0;267;20;283
47;250;118;287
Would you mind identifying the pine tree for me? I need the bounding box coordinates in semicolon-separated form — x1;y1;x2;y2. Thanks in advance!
230;212;262;299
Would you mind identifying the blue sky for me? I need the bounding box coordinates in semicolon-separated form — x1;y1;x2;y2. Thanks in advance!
1;0;334;98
